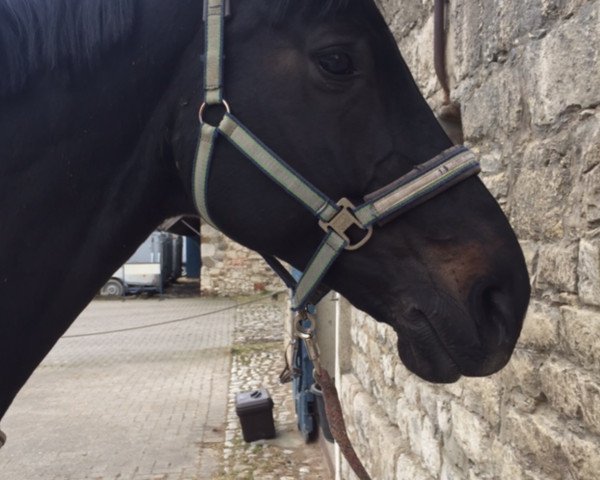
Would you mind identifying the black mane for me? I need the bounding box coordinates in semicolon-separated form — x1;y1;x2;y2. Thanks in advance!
0;0;361;97
0;0;135;97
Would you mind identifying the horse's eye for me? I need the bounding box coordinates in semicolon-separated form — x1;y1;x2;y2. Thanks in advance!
318;52;355;76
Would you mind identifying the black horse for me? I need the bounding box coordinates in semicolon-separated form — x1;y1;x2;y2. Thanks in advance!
0;0;530;430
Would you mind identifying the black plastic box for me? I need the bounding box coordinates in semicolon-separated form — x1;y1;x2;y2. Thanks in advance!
235;389;276;442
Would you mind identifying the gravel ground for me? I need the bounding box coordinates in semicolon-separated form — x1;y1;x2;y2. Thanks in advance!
217;296;332;480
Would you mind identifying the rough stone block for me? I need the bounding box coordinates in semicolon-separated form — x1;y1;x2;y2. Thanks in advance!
380;0;432;39
341;372;362;409
354;325;369;354
396;453;434;480
502;408;563;477
417;383;445;423
498;348;544;399
395;397;414;442
535;242;578;293
420;415;442;475
352;352;376;396
462;67;524;142
439;383;463;401
560;427;600;480
450;403;492;461
381;351;397;388
518;300;560;350
440;456;467;480
510;141;573;241
479;149;504;174
379;385;398;423
524;2;600;125
489;440;538;480
503;406;600;479
578;239;600;305
559;306;600;369
402;375;422;407
540;357;600;435
542;0;593;19
460;377;502;427
436;396;453;436
376;424;404;480
406;408;426;459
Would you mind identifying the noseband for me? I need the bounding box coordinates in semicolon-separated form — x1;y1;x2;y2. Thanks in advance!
193;0;480;310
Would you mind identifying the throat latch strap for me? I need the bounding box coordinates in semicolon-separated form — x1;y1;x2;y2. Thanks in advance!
193;0;481;311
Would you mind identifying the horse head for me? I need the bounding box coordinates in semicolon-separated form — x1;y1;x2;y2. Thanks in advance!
171;0;531;383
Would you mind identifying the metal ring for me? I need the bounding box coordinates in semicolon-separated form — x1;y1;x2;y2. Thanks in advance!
295;321;315;340
198;100;231;125
294;314;315;340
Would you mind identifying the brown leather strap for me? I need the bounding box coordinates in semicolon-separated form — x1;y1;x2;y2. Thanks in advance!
314;369;372;480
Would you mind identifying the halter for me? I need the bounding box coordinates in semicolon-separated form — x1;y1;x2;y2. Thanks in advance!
193;0;480;311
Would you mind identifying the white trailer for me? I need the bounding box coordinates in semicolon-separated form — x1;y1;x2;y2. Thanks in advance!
100;232;180;296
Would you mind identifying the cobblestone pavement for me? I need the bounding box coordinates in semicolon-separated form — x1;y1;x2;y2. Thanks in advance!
216;298;331;480
0;295;331;480
0;298;234;480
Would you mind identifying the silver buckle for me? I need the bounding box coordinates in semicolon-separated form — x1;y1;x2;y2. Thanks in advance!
319;198;373;251
295;312;323;376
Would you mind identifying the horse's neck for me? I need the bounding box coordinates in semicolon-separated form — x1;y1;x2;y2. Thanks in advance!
0;2;205;423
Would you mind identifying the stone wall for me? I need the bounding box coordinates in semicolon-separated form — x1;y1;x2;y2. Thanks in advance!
200;225;285;296
341;1;600;479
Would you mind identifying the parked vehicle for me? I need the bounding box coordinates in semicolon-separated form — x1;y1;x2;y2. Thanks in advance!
99;232;182;296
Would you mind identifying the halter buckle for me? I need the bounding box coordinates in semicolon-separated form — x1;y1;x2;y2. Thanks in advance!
319;198;373;251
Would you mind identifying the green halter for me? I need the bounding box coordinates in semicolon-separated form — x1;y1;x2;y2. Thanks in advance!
193;0;480;310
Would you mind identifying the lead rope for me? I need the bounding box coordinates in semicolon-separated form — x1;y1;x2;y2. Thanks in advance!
316;370;371;480
295;311;372;480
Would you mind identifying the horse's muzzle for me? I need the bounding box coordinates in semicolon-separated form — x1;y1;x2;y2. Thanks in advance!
391;277;526;383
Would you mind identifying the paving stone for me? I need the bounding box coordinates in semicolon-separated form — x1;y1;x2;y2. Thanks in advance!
0;296;330;479
0;298;234;480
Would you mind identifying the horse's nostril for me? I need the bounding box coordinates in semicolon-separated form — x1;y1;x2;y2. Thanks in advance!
472;283;511;347
481;287;497;320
